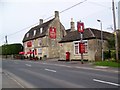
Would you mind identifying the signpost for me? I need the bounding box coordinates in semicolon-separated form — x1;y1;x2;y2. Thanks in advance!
77;21;85;64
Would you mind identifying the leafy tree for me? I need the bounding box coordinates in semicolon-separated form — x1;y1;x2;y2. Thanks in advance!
117;30;120;51
107;36;115;50
0;43;23;55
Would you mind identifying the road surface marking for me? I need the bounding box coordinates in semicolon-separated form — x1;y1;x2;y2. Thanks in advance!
93;79;120;86
42;63;72;68
41;62;118;73
5;73;25;88
25;64;31;67
43;63;47;64
54;64;71;67
45;68;56;73
14;62;18;64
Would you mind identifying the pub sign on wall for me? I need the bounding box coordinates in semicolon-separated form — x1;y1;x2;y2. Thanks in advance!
49;27;56;39
27;41;32;47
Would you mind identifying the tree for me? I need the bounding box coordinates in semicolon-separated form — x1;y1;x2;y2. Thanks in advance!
117;30;120;51
0;43;23;55
107;36;115;50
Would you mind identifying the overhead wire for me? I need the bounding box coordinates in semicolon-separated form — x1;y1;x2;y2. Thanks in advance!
1;0;113;44
1;0;87;39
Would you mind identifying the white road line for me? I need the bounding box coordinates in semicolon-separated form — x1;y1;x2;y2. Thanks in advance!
45;68;56;73
25;64;32;67
42;63;72;68
5;73;25;88
43;63;47;64
54;64;71;67
41;63;118;73
93;79;120;86
14;62;18;64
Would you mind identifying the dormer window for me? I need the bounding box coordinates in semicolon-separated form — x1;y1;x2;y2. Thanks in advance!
40;28;43;34
26;33;29;37
33;30;36;36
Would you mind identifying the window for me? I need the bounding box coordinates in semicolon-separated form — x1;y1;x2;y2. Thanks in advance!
25;42;27;48
74;43;79;54
32;40;34;47
38;38;42;46
74;41;88;55
33;30;36;36
38;48;42;55
26;33;29;37
40;28;43;34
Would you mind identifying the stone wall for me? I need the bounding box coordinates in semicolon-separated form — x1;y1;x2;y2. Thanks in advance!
59;42;88;61
59;39;109;61
46;17;66;59
23;13;66;59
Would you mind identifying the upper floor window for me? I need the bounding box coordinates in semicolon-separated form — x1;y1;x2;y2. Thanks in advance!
40;28;43;34
38;38;42;46
32;40;34;47
33;30;36;36
26;33;29;37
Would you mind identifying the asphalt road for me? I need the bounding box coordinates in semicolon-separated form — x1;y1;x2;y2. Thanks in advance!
2;59;120;88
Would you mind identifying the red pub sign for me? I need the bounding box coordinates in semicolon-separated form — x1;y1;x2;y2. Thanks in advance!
77;22;84;33
49;27;56;39
79;42;85;53
27;41;32;47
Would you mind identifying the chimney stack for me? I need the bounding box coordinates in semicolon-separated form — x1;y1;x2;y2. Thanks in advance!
39;19;43;25
70;18;75;31
55;11;59;18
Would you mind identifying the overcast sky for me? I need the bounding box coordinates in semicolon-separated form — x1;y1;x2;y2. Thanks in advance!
0;0;119;45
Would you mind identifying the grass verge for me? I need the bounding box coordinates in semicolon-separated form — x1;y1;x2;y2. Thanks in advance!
94;61;120;67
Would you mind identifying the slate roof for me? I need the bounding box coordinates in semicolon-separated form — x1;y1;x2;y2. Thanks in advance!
59;28;114;43
22;18;54;42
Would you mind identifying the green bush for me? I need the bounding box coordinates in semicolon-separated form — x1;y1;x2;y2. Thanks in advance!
104;50;120;62
104;50;112;60
0;43;23;55
111;50;116;59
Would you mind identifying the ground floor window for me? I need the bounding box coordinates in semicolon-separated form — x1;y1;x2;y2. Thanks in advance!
74;43;79;54
74;41;88;55
38;48;42;55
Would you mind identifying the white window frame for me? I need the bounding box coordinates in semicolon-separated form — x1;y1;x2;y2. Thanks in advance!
24;42;27;48
33;30;36;36
38;48;42;55
26;33;29;37
32;40;34;47
74;42;79;55
73;40;88;55
40;28;43;34
38;38;42;46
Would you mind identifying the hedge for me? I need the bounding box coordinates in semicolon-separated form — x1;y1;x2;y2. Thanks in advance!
0;43;23;55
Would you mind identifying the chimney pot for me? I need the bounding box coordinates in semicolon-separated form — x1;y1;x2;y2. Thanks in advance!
70;18;75;31
39;19;43;25
55;11;59;18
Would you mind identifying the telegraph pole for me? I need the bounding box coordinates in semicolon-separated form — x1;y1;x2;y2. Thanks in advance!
112;0;119;61
5;35;8;44
5;35;8;59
